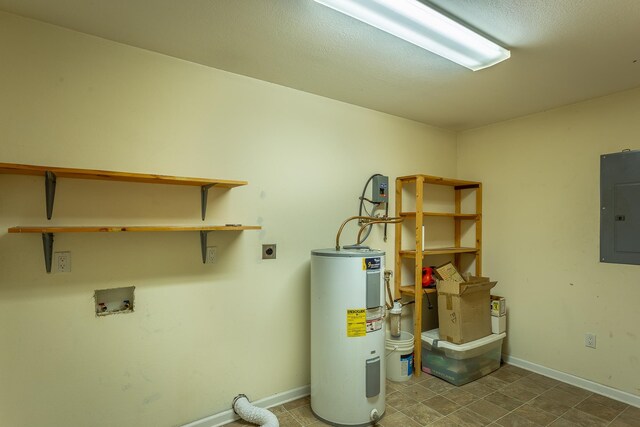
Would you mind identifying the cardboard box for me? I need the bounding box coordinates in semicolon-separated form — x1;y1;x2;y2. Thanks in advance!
435;262;465;282
437;276;496;344
491;314;506;334
490;295;506;317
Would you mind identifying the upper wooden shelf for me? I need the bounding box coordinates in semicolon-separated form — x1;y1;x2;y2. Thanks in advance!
398;286;437;296
8;225;261;233
396;174;480;188
0;162;247;220
0;162;247;188
399;247;479;257
400;212;479;219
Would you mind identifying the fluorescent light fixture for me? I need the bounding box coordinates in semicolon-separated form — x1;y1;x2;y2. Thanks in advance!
313;0;510;71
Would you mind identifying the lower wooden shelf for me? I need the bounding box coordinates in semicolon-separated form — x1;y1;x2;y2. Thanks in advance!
8;224;261;272
398;286;437;296
399;247;478;257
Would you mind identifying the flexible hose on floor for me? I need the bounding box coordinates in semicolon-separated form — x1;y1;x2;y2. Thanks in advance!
232;394;279;427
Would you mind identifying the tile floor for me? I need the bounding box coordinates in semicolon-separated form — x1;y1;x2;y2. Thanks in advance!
225;364;639;426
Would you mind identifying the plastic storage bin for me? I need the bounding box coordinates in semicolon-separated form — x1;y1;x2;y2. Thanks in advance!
421;328;506;386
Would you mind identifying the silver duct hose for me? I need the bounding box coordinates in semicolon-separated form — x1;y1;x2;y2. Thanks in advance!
232;394;279;427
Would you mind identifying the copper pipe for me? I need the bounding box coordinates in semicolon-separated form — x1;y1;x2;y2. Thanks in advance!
335;216;377;251
356;217;403;245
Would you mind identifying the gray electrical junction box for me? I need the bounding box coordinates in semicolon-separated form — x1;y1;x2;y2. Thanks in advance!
372;175;389;204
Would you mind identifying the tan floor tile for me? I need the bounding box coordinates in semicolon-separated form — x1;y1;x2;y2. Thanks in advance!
426;416;467;426
466;399;510;422
501;382;542;403
528;394;572;417
386;379;409;393
483;391;524;412
526;373;562;389
584;393;629;411
386;390;419;412
461;380;496;398
378;410;423;427
553;383;592;400
268;404;288;415
225;420;255;426
284;396;310;410
560;408;609;427
441;387;480;406
512;377;555;395
491;368;528;384
289;404;320;426
548;418;580;426
575;399;625;422
610;405;640;426
477;374;510;391
422;376;457;393
401;383;438;402
278;413;306;427
502;364;533;377
495;412;539;427
444;408;491;426
540;388;588;407
512;403;558;426
401;402;445;425
422;395;463;416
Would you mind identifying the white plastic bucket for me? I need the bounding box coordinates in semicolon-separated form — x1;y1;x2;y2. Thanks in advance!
385;331;414;382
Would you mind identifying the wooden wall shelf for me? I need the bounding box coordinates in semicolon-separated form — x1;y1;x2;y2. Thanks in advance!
8;225;261;272
0;162;247;220
2;162;258;273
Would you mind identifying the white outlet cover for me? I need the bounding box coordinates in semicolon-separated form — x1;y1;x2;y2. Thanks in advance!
585;333;597;349
55;251;71;273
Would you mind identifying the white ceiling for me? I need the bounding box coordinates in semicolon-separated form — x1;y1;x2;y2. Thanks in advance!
1;0;639;130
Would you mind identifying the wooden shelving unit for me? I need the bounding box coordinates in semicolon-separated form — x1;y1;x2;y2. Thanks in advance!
394;174;482;376
2;162;260;272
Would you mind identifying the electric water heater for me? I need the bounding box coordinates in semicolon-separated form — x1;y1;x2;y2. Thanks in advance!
310;248;386;426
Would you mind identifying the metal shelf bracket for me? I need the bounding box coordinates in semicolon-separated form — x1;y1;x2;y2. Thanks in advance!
200;230;208;263
42;232;54;273
201;184;214;221
45;171;57;220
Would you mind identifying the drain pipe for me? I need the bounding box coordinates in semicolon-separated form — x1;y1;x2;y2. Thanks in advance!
232;394;279;427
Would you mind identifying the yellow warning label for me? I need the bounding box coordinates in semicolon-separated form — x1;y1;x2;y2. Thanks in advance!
362;259;366;270
347;309;366;337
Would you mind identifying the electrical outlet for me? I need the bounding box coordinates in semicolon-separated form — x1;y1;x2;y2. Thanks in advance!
205;246;217;264
585;333;596;349
262;244;277;259
55;251;71;273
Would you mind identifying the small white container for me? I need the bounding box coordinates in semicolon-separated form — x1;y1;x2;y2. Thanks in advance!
385;331;414;382
421;329;506;385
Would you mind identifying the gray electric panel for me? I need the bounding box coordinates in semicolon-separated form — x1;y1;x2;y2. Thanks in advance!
600;150;640;265
371;175;389;203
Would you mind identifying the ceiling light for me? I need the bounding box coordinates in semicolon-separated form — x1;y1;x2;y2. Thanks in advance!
313;0;510;71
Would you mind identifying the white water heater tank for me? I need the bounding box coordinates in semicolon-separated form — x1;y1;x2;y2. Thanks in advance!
310;248;386;426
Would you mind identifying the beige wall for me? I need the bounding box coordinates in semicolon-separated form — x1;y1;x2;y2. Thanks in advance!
0;12;457;427
457;87;640;397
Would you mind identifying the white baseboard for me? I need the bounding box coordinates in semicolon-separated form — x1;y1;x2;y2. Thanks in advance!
503;354;640;408
181;385;311;427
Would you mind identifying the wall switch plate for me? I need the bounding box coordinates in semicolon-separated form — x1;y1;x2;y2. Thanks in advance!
262;244;276;259
55;251;71;273
205;246;217;264
585;333;596;349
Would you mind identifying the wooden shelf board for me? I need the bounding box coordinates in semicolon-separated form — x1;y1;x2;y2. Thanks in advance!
400;212;479;219
0;162;246;188
400;247;479;257
8;225;261;233
397;174;480;188
398;286;437;296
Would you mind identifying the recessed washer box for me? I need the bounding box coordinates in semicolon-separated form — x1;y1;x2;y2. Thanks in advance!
94;286;134;316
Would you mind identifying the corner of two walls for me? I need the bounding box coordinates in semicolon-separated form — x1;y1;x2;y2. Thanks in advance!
0;11;458;427
455;87;640;397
